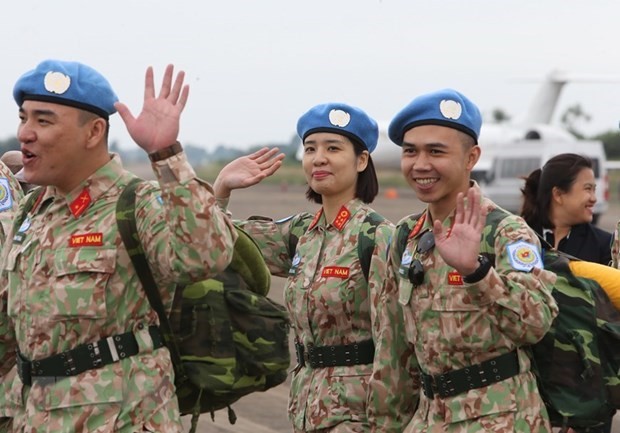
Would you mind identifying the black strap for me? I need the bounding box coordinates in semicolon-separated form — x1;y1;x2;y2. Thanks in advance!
115;178;189;387
16;326;162;386
294;339;374;368
420;350;521;399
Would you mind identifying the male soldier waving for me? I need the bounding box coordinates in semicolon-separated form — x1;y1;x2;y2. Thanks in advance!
0;60;236;432
383;89;559;433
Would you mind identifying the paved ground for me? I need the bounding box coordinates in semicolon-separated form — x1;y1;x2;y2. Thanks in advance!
177;183;620;433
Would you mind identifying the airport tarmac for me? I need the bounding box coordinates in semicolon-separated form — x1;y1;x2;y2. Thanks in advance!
182;183;620;433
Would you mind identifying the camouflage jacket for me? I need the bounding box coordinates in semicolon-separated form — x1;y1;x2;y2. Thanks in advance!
0;152;236;432
612;220;620;269
391;196;559;433
228;198;416;432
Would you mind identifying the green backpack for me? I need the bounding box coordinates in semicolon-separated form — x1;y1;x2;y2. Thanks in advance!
116;178;291;433
394;209;620;431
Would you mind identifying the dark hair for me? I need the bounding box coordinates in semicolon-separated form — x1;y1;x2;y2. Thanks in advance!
520;153;593;229
78;109;110;141
305;138;379;204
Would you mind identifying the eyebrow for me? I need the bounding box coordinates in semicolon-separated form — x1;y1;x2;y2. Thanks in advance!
304;138;346;145
19;107;58;118
402;142;449;149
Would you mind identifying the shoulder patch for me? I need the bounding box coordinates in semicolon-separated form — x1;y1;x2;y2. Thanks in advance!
0;178;13;212
506;240;542;271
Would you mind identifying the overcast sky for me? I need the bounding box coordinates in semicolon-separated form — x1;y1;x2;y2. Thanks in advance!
2;0;620;151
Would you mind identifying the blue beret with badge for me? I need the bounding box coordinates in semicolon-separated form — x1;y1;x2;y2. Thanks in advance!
296;103;379;153
388;88;482;146
13;59;118;119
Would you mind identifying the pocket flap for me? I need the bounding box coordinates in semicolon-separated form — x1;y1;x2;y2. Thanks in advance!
54;247;116;276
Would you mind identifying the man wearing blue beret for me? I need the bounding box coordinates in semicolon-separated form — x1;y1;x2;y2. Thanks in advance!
384;89;559;432
0;60;236;432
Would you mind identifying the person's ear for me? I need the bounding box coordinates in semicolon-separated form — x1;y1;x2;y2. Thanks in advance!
85;118;107;149
357;150;369;172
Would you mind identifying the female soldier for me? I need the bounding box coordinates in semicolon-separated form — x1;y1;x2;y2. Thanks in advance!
521;153;612;265
213;103;415;433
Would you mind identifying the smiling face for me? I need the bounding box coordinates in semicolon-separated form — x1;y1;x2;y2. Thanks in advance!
17;100;108;194
302;132;368;204
400;124;479;220
552;167;597;226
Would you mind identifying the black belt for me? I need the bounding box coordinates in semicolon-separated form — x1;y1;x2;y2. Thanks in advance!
16;326;163;386
420;350;520;399
295;339;374;368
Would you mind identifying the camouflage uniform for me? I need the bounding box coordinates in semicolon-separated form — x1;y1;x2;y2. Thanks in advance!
612;221;620;269
223;198;416;433
391;194;559;433
0;152;236;432
0;161;23;432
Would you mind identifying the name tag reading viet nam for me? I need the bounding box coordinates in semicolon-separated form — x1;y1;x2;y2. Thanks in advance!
322;266;350;279
69;233;103;247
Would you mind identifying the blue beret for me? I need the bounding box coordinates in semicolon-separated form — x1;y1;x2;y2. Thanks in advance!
13;60;118;119
296;103;379;153
388;88;482;146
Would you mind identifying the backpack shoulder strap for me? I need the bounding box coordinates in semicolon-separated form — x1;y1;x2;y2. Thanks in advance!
115;178;188;385
393;212;423;264
358;211;385;282
287;213;313;259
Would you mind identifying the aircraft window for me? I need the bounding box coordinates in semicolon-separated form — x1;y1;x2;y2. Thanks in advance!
499;158;541;179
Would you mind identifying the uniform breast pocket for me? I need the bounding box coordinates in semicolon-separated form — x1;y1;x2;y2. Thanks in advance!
51;247;116;319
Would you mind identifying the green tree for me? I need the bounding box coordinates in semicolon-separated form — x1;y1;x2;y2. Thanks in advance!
491;108;511;123
561;104;591;139
592;130;620;160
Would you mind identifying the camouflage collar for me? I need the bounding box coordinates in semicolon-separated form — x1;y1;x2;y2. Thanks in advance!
308;198;366;232
40;154;126;217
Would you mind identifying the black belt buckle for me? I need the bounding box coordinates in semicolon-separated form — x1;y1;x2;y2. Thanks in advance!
294;342;305;367
420;372;436;399
16;351;32;387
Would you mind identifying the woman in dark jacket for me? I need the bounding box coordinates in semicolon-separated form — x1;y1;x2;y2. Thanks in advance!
521;153;612;266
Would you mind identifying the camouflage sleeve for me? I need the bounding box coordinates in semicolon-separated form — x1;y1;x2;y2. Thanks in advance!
368;222;419;433
472;217;559;345
132;150;237;286
612;220;620;269
0;289;17;421
0;165;24;414
233;213;313;278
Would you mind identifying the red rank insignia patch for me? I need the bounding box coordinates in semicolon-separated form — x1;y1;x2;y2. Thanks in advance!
70;188;92;218
409;212;427;238
308;209;323;230
321;266;350;279
69;233;103;247
332;207;351;230
447;271;463;286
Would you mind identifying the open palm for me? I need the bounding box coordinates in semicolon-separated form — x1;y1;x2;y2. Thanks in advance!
214;147;285;198
115;64;189;153
434;187;487;276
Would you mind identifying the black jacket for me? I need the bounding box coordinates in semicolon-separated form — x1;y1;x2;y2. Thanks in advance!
540;223;613;266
